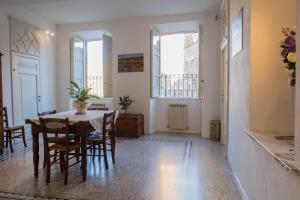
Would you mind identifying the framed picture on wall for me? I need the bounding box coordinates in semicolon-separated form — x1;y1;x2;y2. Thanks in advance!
232;7;243;57
118;53;144;72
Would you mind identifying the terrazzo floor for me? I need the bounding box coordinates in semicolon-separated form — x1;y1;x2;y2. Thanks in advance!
0;133;241;200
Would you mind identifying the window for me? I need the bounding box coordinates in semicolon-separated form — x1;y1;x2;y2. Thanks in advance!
87;40;103;97
151;31;200;99
71;34;112;99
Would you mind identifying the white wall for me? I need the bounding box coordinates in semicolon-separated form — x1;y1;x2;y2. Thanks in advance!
228;0;300;199
295;0;300;169
250;0;296;134
201;17;221;137
56;12;220;134
0;7;57;125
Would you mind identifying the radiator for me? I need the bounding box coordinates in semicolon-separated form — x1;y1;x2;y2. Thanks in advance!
168;104;188;130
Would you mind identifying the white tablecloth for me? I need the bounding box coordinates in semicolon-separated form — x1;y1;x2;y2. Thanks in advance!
32;110;118;132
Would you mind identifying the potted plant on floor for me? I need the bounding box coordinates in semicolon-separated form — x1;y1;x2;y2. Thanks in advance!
68;81;100;114
119;95;135;113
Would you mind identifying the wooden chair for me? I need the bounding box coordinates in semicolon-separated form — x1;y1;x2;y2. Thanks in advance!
3;107;27;153
39;117;81;185
38;110;57;168
87;111;116;169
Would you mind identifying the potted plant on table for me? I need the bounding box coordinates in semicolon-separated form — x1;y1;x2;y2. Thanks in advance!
119;95;135;113
68;81;100;114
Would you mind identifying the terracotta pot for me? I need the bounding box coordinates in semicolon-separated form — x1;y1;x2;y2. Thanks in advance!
74;101;88;114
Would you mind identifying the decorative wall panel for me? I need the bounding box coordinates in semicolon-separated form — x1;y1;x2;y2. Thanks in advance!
10;17;40;57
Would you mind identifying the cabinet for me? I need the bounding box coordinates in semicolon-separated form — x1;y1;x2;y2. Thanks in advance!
116;113;144;138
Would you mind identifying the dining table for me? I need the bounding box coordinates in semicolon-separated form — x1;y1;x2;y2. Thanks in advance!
25;109;115;181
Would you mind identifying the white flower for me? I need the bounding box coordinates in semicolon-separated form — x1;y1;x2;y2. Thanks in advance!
288;69;294;75
287;52;296;63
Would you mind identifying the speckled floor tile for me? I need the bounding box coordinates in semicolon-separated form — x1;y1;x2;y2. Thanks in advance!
0;133;241;200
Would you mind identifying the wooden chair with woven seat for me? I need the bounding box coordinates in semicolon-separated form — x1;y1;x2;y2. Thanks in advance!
38;110;57;168
39;117;81;185
3;107;27;153
87;111;116;169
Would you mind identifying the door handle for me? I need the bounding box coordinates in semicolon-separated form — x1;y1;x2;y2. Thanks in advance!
37;96;41;102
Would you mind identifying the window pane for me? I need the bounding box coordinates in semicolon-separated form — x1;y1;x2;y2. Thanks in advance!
156;32;199;99
152;54;160;75
73;40;85;87
152;76;160;97
87;40;103;97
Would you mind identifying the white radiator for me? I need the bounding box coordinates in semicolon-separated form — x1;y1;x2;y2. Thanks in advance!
168;104;188;130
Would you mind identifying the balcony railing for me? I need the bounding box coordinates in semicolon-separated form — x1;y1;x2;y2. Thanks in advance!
87;75;102;97
160;74;198;98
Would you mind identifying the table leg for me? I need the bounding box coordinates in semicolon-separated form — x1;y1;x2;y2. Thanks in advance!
78;122;87;181
32;124;39;177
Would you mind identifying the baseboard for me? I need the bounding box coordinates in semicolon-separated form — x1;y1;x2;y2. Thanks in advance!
153;130;201;135
233;172;249;200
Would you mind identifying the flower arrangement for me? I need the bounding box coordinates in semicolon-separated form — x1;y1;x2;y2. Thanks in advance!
280;27;296;86
119;95;135;112
68;81;100;114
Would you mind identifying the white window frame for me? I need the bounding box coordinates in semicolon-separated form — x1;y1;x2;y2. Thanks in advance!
151;29;202;100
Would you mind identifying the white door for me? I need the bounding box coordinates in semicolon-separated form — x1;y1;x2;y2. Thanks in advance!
12;54;41;125
220;44;228;145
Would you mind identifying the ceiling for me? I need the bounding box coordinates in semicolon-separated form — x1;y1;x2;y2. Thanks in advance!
0;0;222;24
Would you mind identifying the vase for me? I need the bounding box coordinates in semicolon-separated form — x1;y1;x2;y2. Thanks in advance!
288;82;296;114
74;101;88;115
120;109;127;114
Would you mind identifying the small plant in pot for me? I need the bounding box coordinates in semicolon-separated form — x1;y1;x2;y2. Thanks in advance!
119;95;135;113
68;81;100;114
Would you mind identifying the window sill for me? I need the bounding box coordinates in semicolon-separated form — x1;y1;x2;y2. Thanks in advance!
246;129;298;176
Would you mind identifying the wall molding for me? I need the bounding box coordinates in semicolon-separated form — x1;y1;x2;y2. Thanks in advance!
9;17;40;57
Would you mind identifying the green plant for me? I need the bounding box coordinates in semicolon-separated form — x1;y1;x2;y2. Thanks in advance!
119;95;135;111
68;81;100;102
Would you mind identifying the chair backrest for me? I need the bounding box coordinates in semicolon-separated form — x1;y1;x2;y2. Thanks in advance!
102;111;116;140
38;110;57;116
2;107;9;128
39;117;71;148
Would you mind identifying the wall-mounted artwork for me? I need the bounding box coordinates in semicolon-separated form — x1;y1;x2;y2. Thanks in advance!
232;7;243;57
118;53;144;72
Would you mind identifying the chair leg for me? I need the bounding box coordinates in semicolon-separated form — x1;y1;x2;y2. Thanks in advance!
5;132;8;148
8;131;14;153
46;153;51;183
21;126;27;147
60;152;65;172
111;140;115;164
98;144;101;161
53;150;58;162
103;143;108;169
92;144;96;161
64;153;69;185
43;156;46;168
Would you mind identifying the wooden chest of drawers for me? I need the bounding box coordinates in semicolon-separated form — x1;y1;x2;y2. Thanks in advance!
116;113;144;138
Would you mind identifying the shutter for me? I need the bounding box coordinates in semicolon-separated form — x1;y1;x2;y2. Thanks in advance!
198;26;203;100
71;37;85;88
151;30;161;97
102;34;112;98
